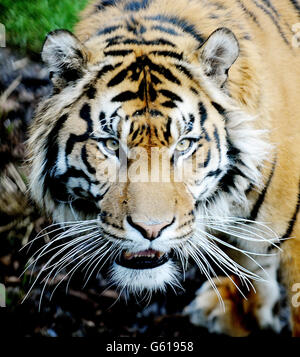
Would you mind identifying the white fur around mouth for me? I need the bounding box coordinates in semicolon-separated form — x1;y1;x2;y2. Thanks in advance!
109;259;181;294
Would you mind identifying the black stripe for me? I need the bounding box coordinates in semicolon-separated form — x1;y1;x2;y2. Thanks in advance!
131;127;140;142
159;89;182;102
97;25;122;36
227;136;241;159
148;83;157;102
282;182;300;238
202;149;211;168
249;161;276;220
108;60;143;87
142;56;181;84
96;0;119;11
251;0;289;45
112;91;138;102
261;0;279;17
129;122;135;135
124;0;150;11
137;78;146;102
207;168;223;177
116;38;176;47
199;102;210;141
151;25;180;36
149;62;181;84
81;145;96;174
104;49;133;56
85;85;96;99
97;62;122;79
199;102;207;126
187;114;195;132
108;55;181;90
105;35;125;47
219;165;250;193
213;126;221;165
107;68;129;87
110;107;120;119
99;111;111;134
65;104;93;156
150;73;162;85
175;64;193;79
145;14;204;44
48;165;100;204
289;0;300;15
236;0;261;26
150;50;183;60
218;137;244;193
163;117;172;142
161;101;177;108
211;102;226;116
42;114;68;195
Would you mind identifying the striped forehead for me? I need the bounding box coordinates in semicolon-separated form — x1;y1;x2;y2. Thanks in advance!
121;115;176;147
119;103;206;148
94;55;194;104
89;92;205;146
88;49;200;110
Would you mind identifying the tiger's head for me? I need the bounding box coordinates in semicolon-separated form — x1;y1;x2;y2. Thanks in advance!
28;27;267;294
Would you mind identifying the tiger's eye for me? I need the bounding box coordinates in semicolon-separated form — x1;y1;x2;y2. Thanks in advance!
105;138;119;151
176;139;191;152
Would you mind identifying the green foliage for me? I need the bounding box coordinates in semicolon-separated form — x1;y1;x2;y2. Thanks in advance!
0;0;89;53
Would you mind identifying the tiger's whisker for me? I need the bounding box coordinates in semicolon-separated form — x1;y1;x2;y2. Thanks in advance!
196;228;271;279
83;242;121;288
186;244;225;311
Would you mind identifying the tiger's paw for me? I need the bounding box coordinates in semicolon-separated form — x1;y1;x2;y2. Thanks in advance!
183;276;281;336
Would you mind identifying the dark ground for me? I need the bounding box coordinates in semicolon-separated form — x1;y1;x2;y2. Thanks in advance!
0;47;290;337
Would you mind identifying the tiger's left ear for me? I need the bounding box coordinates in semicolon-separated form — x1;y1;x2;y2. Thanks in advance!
199;27;239;86
42;29;89;90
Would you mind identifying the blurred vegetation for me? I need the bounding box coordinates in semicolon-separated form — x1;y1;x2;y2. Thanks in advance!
0;0;89;54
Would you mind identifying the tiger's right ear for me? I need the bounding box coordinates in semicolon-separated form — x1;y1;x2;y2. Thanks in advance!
42;29;89;89
199;27;239;87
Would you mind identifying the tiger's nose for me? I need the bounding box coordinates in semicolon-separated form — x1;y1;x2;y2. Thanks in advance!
127;216;175;240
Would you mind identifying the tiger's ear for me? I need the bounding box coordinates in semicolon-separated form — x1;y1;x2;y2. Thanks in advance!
199;27;239;86
42;29;89;90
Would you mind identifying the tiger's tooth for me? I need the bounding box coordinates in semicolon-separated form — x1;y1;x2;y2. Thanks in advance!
123;250;165;260
124;251;133;259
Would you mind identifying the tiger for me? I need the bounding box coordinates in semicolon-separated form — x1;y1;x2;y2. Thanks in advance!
27;0;300;336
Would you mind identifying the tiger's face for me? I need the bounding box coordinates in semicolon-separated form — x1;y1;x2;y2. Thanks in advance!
28;27;265;294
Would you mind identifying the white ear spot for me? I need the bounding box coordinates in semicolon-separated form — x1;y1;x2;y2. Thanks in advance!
199;27;239;86
42;29;88;87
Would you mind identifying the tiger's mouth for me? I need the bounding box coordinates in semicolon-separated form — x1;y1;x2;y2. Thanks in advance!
116;249;169;269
